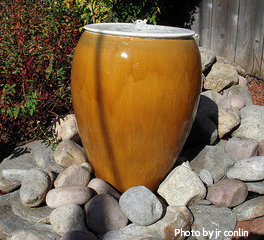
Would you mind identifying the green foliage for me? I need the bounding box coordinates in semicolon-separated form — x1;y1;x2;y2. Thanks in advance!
0;0;160;145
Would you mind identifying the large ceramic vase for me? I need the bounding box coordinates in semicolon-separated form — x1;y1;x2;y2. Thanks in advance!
71;22;201;192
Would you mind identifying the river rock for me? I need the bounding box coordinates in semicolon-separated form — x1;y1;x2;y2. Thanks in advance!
11;191;52;224
232;105;264;142
199;169;214;186
227;156;264;181
50;204;87;236
190;145;235;183
199;47;216;72
61;230;98;240
101;206;193;240
218;107;240;138
88;178;120;199
9;229;59;240
238;75;248;86
54;164;91;188
219;95;246;110
46;186;93;208
2;169;28;183
233;196;264;221
81;162;94;174
225;137;258;161
206;178;248;207
246;181;264;194
54;140;87;168
157;162;206;206
189;205;237;240
223;85;253;106
119;186;163;226
53;114;80;142
204;62;238;92
19;168;52;207
85;194;128;234
258;139;264;156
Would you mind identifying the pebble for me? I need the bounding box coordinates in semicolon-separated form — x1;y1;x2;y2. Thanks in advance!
258;139;264;156
46;186;93;208
189;205;237;240
226;156;264;181
61;230;98;240
54;140;87;168
50;204;87;236
218;107;240;138
54;164;91;188
246;180;264;194
206;178;248;207
119;186;163;226
101;206;193;240
190;144;235;183
88;178;120;199
19;168;52;207
233;196;264;221
85;194;128;234
232;105;264;142
225;137;259;161
157;162;206;206
204;62;238;92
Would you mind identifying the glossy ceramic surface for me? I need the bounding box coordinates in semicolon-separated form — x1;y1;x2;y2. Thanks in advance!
71;30;201;192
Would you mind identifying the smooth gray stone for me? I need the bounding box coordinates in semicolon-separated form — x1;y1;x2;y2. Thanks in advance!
189;205;237;240
9;229;59;240
119;186;163;226
190;145;235;183
233;196;264;221
85;194;128;235
226;156;264;181
246;180;264;194
20;168;52;207
11;191;52;224
50;204;87;236
0;193;57;239
2;169;28;183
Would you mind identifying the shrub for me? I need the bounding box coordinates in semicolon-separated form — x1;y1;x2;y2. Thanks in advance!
0;0;161;146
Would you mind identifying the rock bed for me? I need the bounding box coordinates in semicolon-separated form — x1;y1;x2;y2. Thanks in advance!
0;47;264;240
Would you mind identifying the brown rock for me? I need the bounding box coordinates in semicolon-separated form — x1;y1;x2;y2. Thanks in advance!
225;137;259;161
46;186;94;208
233;217;264;240
206;178;248;207
88;178;120;199
54;164;91;188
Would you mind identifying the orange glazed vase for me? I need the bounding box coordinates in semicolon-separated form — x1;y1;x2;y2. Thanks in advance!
71;22;201;192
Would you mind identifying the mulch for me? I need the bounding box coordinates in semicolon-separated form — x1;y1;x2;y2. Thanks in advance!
247;75;264;106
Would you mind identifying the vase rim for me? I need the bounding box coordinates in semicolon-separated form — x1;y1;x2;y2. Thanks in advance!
83;21;195;38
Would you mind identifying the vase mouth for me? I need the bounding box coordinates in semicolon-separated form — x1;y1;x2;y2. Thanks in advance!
83;21;195;38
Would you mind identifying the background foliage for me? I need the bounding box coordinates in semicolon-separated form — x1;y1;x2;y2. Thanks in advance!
0;0;200;155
